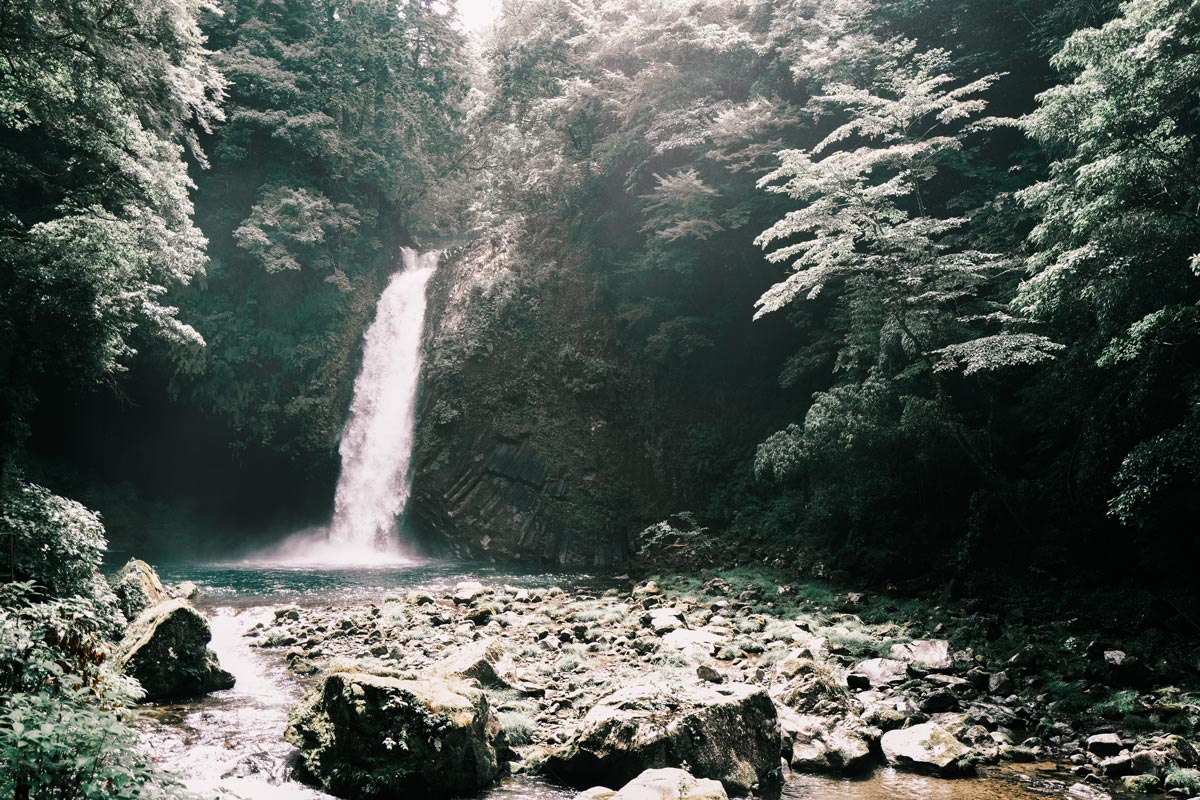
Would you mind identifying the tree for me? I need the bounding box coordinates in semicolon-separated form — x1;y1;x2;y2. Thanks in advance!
752;44;1064;558
171;0;469;456
0;0;224;483
1017;0;1200;530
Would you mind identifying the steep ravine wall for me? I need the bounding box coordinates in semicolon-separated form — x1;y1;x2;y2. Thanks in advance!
407;234;662;565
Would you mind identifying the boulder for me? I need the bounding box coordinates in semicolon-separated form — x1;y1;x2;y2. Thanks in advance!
173;580;200;600
594;768;729;800
116;599;234;701
109;559;168;622
545;678;781;795
453;581;488;604
889;640;952;672
286;671;501;798
661;629;720;658
1086;733;1124;757
433;637;514;688
779;709;874;774
880;721;973;776
850;658;908;688
770;656;851;716
647;609;685;635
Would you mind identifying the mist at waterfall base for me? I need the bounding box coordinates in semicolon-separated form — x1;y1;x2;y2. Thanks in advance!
251;249;437;567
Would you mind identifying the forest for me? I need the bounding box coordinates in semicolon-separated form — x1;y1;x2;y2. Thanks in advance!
1;0;1199;798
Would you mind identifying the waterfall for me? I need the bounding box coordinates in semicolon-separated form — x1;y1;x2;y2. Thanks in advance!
323;247;437;562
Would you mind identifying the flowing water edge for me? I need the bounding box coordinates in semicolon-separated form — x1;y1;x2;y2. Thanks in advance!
138;562;1116;800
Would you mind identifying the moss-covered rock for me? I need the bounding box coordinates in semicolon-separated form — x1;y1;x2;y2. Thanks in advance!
285;671;502;798
116;599;234;701
545;678;781;795
109;558;167;622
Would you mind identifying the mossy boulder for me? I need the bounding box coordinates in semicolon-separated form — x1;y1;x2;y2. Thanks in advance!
545;678;781;795
116;599;234;701
285;671;502;798
109;558;168;622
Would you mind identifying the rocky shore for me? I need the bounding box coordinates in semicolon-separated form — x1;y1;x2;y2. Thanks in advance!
227;569;1200;799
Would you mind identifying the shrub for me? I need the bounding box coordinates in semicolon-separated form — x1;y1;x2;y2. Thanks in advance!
2;482;106;599
0;584;193;799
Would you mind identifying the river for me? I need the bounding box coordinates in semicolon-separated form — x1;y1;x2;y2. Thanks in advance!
134;562;1118;800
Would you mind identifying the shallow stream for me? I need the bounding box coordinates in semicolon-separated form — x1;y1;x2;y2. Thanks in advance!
138;562;1120;800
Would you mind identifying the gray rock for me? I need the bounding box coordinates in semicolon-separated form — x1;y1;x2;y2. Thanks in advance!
607;768;728;800
851;658;908;688
779;709;874;774
109;559;168;622
1100;752;1134;777
1086;733;1124;757
575;789;617;800
661;629;720;657
880;721;973;776
116;599;234;701
889;640;952;672
545;678;781;794
434;637;514;688
1066;783;1111;800
286;672;501;798
454;581;488;604
647;609;685;635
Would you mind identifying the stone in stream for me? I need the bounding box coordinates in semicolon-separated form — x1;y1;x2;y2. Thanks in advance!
777;706;875;774
1086;732;1125;757
116;599;235;701
576;767;729;800
453;580;488;604
109;558;168;622
545;678;781;795
286;671;501;798
880;721;974;776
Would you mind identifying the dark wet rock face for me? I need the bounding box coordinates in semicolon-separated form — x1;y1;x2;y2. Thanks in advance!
285;671;501;799
406;245;657;566
410;433;574;562
117;599;234;701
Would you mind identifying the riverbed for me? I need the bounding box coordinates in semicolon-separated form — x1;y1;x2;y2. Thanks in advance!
137;562;1131;800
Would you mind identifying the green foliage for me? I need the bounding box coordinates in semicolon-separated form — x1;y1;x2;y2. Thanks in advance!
0;0;223;464
1016;0;1200;531
0;584;193;800
0;483;120;627
171;0;470;456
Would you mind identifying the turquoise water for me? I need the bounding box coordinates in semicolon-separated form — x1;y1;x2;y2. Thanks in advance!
153;560;619;607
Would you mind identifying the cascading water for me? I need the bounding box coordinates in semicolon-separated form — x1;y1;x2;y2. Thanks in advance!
326;247;436;561
274;247;437;565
